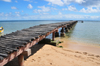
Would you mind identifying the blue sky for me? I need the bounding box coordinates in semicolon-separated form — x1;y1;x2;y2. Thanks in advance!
0;0;100;20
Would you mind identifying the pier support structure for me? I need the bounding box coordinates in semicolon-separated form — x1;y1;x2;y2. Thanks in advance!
52;32;55;41
18;49;31;66
55;30;59;37
18;54;24;66
60;27;66;37
65;27;69;33
67;25;71;30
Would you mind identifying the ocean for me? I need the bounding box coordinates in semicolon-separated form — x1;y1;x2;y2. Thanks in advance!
0;20;100;46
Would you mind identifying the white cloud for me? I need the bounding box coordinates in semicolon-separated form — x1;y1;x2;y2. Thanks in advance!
63;0;85;5
0;12;4;16
42;13;49;15
11;6;17;9
15;12;20;16
23;0;32;2
90;16;100;19
45;0;64;6
62;8;67;10
79;0;100;7
27;4;33;9
15;0;18;3
58;12;62;15
45;0;85;6
22;10;24;12
33;6;50;13
15;12;20;14
80;7;100;13
1;0;11;2
0;12;100;20
51;7;57;10
44;0;100;8
74;0;85;4
68;6;77;11
24;0;30;1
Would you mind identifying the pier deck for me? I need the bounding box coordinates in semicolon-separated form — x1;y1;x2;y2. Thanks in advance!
0;21;77;66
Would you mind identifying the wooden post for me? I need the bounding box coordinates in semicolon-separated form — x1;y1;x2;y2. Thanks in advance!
18;54;24;66
52;32;55;41
18;49;31;66
60;27;65;37
55;30;59;37
65;27;69;32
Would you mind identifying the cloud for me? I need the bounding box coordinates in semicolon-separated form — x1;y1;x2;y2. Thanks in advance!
51;7;57;10
44;0;100;8
11;6;17;9
80;7;100;13
1;12;100;20
27;4;33;9
63;0;85;5
33;6;50;13
0;12;4;16
15;0;18;3
79;0;100;7
15;12;20;16
45;0;64;6
68;6;77;11
45;0;86;6
22;10;24;12
24;0;30;1
58;12;62;15
64;0;100;8
23;0;33;2
15;12;20;14
75;0;85;4
1;0;11;2
62;8;67;10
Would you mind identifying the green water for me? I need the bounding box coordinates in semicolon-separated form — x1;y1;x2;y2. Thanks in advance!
0;20;100;46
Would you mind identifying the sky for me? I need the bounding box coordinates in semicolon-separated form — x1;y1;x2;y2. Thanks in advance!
0;0;100;20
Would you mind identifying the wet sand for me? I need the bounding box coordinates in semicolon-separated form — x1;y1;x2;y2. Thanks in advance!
56;37;100;55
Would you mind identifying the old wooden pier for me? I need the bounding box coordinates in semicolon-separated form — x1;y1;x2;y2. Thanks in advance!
0;21;77;66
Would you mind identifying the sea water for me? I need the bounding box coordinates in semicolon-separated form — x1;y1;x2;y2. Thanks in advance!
67;21;100;46
0;20;100;46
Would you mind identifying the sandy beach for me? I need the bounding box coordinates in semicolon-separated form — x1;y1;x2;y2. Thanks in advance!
23;37;100;66
5;37;100;66
24;44;100;66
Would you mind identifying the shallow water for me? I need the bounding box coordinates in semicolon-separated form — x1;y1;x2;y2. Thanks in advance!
0;20;100;46
67;21;100;46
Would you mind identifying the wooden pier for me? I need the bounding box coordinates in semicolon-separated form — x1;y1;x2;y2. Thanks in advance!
0;21;77;66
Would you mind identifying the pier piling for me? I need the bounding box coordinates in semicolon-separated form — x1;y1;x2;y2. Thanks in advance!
60;27;66;37
55;30;59;37
52;32;55;41
18;54;24;66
